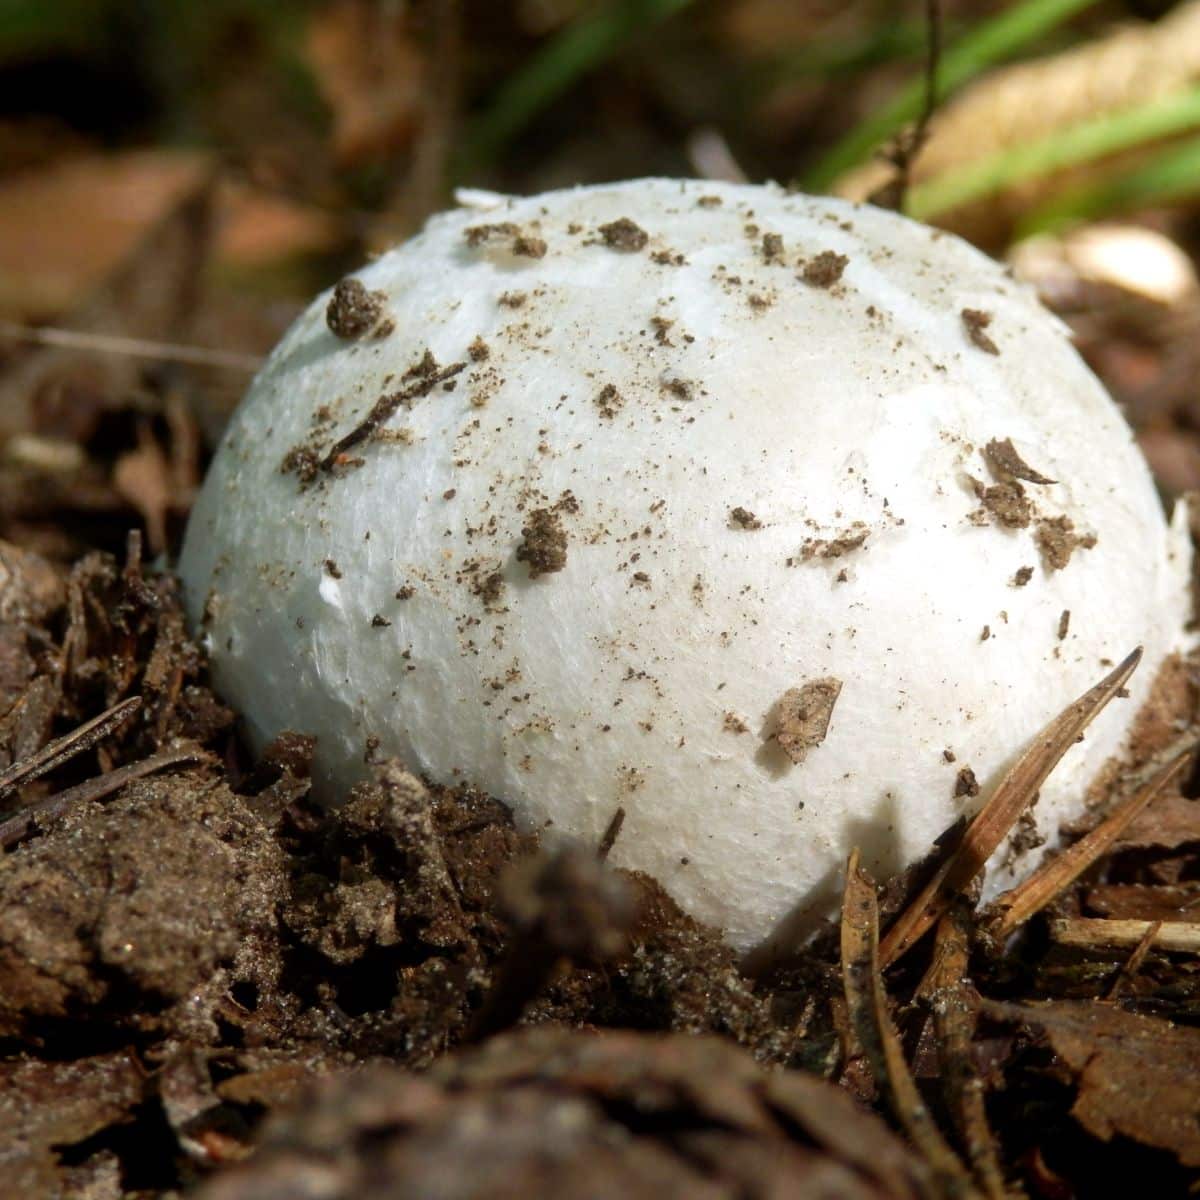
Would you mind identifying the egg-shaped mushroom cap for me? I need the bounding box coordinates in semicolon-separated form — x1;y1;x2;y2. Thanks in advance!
179;179;1192;954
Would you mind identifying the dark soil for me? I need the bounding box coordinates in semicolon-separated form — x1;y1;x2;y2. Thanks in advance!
3;4;1200;1191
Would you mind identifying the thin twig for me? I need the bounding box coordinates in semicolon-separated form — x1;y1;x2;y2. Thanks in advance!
864;0;941;209
1104;920;1163;1000
1050;917;1200;953
841;849;980;1199
0;320;264;372
0;746;205;850
597;806;625;860
319;360;466;472
0;695;142;803
879;647;1142;968
985;743;1194;941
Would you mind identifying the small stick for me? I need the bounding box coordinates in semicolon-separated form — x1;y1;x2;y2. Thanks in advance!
0;746;205;849
319;360;466;471
1104;920;1163;1000
1050;917;1200;954
597;805;625;860
0;319;265;372
0;695;142;802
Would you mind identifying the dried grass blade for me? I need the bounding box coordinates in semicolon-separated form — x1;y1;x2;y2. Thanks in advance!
923;904;1009;1200
841;850;980;1199
986;743;1194;941
0;695;142;802
879;647;1142;967
0;746;205;850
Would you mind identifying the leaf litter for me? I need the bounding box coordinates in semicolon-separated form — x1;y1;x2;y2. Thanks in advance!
0;133;1199;1200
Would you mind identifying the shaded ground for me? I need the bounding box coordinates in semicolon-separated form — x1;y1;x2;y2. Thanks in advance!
2;3;1200;1196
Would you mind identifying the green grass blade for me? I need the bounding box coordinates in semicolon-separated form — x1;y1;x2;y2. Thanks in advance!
1020;133;1200;234
458;0;695;177
907;84;1200;220
803;0;1103;192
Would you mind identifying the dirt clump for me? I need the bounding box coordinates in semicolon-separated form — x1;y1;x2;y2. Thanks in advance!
516;507;568;577
326;278;387;340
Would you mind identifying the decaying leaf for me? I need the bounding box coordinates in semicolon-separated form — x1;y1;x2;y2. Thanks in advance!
835;2;1200;242
984;1000;1200;1166
0;158;215;442
306;0;424;166
0;1052;146;1196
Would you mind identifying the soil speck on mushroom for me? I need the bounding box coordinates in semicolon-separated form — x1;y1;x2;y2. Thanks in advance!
1037;515;1097;570
772;678;842;765
595;383;622;418
326;277;387;340
800;250;848;288
955;766;980;798
973;479;1032;529
984;437;1056;485
599;217;648;252
516;508;568;577
962;307;1000;354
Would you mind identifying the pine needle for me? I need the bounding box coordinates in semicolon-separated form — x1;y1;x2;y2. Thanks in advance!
878;648;1142;968
841;850;980;1198
924;905;1010;1200
984;743;1195;942
0;695;142;803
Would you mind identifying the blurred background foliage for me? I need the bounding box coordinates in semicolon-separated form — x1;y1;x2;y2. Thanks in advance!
3;0;1200;520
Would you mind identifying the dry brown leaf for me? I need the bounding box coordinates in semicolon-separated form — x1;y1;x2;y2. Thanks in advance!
1116;790;1200;850
1085;882;1200;922
306;0;424;167
215;178;341;268
0;150;211;322
984;999;1200;1166
0;161;215;442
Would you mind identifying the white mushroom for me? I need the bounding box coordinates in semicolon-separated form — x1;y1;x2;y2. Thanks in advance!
179;178;1193;955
